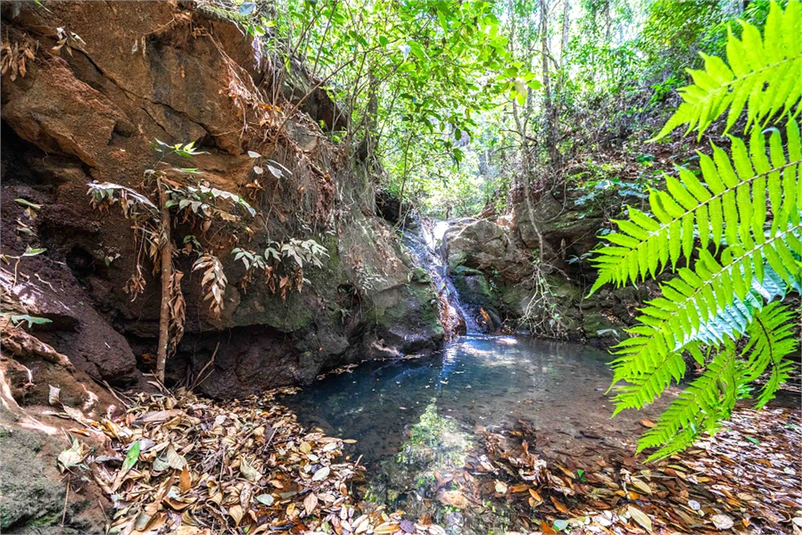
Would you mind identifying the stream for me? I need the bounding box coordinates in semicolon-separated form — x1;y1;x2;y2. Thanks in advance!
282;221;666;534
283;335;665;534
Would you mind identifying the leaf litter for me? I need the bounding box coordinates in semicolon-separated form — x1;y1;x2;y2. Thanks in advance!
56;386;800;535
465;406;801;534
61;387;447;535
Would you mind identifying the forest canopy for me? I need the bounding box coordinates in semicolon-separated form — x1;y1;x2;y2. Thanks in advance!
238;0;776;218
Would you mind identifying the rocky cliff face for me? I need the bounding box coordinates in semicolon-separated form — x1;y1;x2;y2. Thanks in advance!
444;216;652;344
0;1;443;401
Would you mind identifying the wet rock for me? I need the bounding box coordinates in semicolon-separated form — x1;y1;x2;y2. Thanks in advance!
512;190;604;263
447;219;533;281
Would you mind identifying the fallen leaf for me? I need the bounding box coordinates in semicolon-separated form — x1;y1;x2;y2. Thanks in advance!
228;505;243;527
550;496;570;514
437;490;469;508
48;385;61;406
631;478;652;495
541;520;557;534
712;514;734;530
303;493;318;515
628;506;652;533
179;467;191;492
57;438;85;472
121;440;140;473
312;466;330;481
256;494;274;506
239;457;261;482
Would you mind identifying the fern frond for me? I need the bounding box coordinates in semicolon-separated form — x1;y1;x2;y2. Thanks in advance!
637;343;740;460
636;303;798;461
740;302;799;409
609;228;801;412
598;0;802;459
692;264;785;345
590;119;802;294
652;1;801;140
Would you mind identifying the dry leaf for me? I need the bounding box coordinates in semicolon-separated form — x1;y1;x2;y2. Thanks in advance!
437;490;469;509
48;385;61;406
629;506;652;533
228;505;243;527
239;457;261;482
712;514;734;530
631;478;652;495
303;492;318;515
179;467;191;492
550;495;569;514
312;466;330;481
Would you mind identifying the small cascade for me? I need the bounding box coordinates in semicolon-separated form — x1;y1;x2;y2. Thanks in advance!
401;220;470;337
402;218;489;335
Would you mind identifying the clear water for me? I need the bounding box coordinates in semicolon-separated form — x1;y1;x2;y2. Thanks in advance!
283;335;662;532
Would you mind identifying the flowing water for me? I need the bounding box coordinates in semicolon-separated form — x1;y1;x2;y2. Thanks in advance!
283;221;665;533
283;335;664;533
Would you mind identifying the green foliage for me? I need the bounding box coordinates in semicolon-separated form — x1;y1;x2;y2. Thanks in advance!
590;1;801;460
654;1;801;139
1;313;52;328
591;120;802;293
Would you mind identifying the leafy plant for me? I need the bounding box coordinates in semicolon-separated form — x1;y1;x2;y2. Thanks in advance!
87;141;255;381
589;1;801;460
1;313;52;329
232;238;328;301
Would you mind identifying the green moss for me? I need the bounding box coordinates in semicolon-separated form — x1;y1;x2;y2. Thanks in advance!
29;511;61;527
410;267;430;283
448;250;468;271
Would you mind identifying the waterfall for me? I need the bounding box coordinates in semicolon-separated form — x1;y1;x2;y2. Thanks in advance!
402;218;480;336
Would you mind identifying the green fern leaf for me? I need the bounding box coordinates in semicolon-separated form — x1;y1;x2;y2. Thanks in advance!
651;1;801;140
609;228;800;412
740;302;799;408
596;0;801;459
638;344;740;460
589;121;801;295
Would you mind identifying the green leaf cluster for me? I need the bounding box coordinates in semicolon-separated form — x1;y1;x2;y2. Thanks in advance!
590;1;801;460
654;1;800;139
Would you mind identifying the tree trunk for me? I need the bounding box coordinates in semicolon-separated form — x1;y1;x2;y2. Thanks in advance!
540;0;559;167
155;177;172;384
560;0;570;67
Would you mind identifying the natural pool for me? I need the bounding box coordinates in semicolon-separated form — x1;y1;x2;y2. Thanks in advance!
283;335;667;534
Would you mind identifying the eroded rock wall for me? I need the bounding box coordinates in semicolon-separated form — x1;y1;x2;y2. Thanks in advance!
444;217;651;344
1;1;443;399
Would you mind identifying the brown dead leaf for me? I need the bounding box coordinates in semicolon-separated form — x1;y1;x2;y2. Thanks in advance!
550;495;570;514
438;490;469;509
303;493;318;515
179;467;191;493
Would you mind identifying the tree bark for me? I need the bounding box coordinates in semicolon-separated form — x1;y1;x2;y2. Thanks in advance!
155;177;172;384
540;0;559;167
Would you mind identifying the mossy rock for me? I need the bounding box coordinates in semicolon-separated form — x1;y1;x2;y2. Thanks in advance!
582;311;621;339
447;250;468;271
452;272;498;308
410;267;431;283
